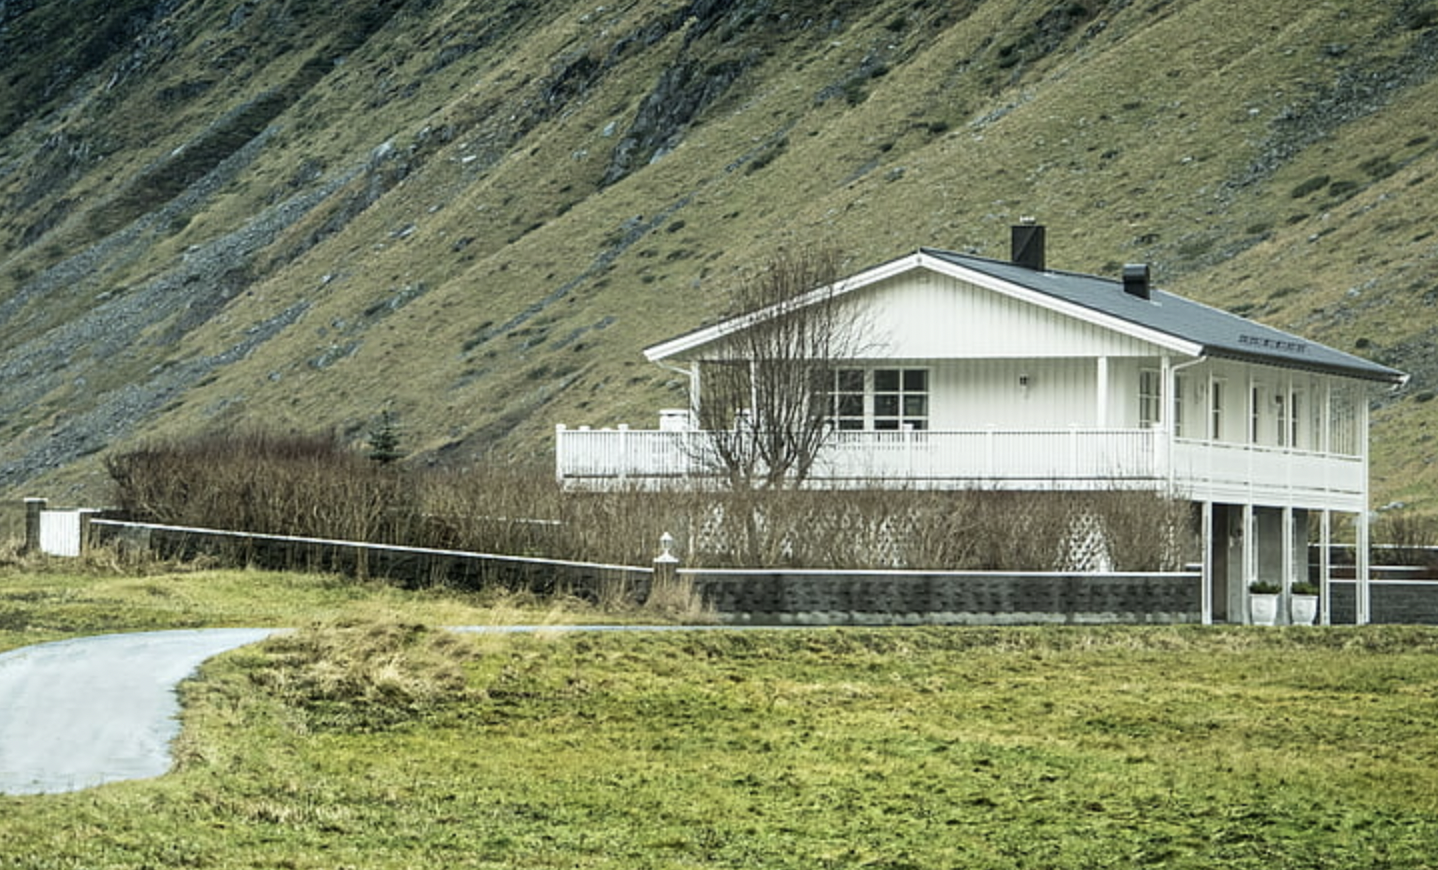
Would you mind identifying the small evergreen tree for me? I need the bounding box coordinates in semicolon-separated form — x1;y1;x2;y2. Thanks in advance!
366;410;404;465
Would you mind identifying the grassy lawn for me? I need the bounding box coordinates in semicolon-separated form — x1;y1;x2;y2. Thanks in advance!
0;557;623;653
2;562;1437;867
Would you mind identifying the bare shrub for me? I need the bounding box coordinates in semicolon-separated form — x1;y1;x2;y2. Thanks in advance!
107;428;420;545
106;428;1197;574
1372;511;1438;568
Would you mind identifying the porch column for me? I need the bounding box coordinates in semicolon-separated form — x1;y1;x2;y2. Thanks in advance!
1242;503;1256;623
1319;509;1332;626
1201;500;1214;625
1357;509;1372;625
1282;506;1295;625
689;361;702;420
1095;357;1109;426
1358;386;1372;625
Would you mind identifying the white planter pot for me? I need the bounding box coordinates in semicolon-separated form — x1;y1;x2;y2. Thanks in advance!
1249;593;1280;626
1290;594;1319;626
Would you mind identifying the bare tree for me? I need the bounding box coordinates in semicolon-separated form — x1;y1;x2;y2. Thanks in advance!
695;246;869;488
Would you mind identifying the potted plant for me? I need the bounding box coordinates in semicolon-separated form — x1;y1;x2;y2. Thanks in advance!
1248;581;1281;626
1290;581;1320;626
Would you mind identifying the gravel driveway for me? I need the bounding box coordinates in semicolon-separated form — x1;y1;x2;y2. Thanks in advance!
0;629;275;795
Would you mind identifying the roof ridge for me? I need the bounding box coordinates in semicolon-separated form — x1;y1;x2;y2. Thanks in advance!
920;246;1132;288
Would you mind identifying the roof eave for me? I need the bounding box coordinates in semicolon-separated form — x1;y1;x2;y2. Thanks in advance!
1203;347;1408;385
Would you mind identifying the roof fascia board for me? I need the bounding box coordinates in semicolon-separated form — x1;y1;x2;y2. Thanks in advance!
918;253;1206;358
1206;348;1407;385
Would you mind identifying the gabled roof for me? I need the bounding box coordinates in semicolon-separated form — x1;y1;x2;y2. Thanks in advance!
646;247;1408;386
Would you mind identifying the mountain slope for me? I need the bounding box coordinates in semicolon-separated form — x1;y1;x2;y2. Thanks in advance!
2;0;1436;508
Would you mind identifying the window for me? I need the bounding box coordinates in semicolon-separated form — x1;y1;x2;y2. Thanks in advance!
1249;385;1262;444
1210;379;1225;441
1275;392;1289;447
1139;369;1161;429
1290;390;1305;449
828;368;929;431
1174;373;1188;437
874;369;929;430
1329;387;1358;456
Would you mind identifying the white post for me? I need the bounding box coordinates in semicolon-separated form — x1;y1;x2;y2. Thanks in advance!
617;424;630;483
1320;509;1332;626
1095;356;1109;426
554;425;566;483
1281;506;1295;625
1069;425;1079;479
1201;500;1214;625
651;531;679;604
1358;509;1372;625
1359;386;1372;625
1242;503;1256;623
689;361;702;421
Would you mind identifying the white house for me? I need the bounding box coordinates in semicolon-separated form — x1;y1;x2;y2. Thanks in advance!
555;225;1408;624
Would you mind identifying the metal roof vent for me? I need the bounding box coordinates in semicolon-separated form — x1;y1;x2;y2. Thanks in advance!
1122;263;1151;300
1011;219;1045;271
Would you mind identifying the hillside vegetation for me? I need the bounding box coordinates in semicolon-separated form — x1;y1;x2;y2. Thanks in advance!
2;0;1436;507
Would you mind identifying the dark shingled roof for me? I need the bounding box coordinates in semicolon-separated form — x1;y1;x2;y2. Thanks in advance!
922;248;1407;385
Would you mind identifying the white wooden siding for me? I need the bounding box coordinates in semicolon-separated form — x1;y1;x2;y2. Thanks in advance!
858;271;1168;360
39;510;84;557
927;359;1098;429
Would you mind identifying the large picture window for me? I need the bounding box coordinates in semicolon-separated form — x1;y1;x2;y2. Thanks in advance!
828;368;929;431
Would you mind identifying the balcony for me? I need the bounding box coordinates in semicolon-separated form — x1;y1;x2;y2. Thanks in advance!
556;425;1367;509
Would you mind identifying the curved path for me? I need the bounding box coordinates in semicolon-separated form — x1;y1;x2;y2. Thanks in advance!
0;629;275;795
0;625;752;796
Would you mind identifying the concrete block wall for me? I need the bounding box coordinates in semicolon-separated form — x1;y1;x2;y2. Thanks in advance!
688;570;1202;626
1328;581;1438;625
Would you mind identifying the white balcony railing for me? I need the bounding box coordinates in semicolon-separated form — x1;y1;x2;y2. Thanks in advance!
1169;438;1366;509
556;425;1369;506
556;425;1159;489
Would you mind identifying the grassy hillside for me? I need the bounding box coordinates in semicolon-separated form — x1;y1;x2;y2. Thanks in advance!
1;0;1436;508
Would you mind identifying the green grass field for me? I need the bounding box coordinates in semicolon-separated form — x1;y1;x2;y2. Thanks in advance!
2;563;1438;868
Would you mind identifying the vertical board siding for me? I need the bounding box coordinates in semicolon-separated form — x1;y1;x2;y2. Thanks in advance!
38;510;83;557
867;271;1164;360
929;359;1097;429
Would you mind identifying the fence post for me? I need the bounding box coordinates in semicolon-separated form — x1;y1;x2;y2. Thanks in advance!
653;531;678;584
645;531;678;608
23;498;46;554
78;509;98;556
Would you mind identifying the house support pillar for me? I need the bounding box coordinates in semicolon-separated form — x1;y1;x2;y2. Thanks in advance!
1095;357;1109;426
1242;503;1256;624
1357;508;1371;625
1319;509;1332;626
1282;506;1295;624
1200;500;1214;625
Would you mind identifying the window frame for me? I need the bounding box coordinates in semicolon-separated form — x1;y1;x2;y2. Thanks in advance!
827;367;930;432
1138;368;1161;430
